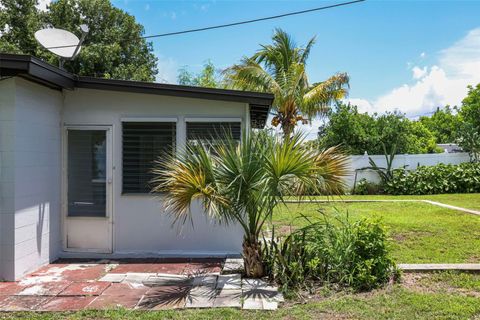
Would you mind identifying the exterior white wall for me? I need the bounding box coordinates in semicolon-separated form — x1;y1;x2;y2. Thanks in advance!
0;78;62;280
0;78;16;280
346;152;471;190
62;88;245;258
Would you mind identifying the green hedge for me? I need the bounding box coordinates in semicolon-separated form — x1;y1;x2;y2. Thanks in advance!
385;162;480;195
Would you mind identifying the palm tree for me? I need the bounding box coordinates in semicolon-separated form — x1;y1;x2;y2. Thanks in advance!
224;29;349;137
152;132;349;278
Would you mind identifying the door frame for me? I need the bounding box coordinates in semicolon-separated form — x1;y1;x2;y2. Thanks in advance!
61;124;114;253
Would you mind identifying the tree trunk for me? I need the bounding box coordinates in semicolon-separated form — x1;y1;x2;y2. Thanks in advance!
242;238;264;278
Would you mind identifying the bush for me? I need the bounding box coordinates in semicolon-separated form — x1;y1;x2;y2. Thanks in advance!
353;178;382;195
385;162;480;195
262;212;398;293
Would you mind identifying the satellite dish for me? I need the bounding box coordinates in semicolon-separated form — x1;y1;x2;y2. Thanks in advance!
35;26;89;68
35;28;81;58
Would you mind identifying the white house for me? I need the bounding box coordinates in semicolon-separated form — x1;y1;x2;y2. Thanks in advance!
0;54;273;281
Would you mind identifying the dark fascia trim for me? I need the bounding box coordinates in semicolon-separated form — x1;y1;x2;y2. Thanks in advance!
0;54;273;127
0;54;75;89
76;76;273;106
0;53;273;105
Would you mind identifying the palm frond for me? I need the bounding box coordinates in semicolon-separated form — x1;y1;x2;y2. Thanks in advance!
223;58;281;94
301;72;350;119
314;145;350;195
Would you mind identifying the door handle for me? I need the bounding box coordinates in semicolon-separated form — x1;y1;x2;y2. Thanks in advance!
107;178;113;185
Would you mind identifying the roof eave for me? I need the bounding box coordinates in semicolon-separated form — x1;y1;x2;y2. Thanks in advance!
0;54;273;128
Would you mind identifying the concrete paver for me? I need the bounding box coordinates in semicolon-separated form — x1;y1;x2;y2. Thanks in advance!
60;281;111;296
213;289;242;308
0;259;282;311
185;286;217;308
17;281;71;296
0;295;51;311
39;296;96;311
216;274;242;290
192;275;218;287
137;285;190;309
98;273;126;282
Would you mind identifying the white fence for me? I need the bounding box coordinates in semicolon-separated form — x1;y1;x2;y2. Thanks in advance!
345;152;471;190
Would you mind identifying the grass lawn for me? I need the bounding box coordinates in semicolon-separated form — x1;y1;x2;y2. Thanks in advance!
272;196;480;263
1;272;479;320
298;193;480;211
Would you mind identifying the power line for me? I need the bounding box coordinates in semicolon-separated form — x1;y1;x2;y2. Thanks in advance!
44;0;366;50
143;0;365;39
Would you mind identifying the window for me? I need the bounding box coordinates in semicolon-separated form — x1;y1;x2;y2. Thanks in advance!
67;129;107;217
122;122;176;193
186;121;241;143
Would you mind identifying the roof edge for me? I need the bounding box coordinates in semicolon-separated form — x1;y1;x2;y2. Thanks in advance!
0;53;273;104
0;53;273;128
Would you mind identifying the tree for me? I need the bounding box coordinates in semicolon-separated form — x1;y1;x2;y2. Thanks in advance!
0;0;46;56
0;0;158;81
318;104;376;154
459;84;480;132
457;123;480;162
318;103;439;155
224;29;349;137
419;106;461;143
457;84;480;161
178;60;222;88
152;132;349;277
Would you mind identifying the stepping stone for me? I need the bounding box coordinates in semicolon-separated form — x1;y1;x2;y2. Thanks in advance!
143;275;193;287
185;286;217;308
98;273;126;283
0;296;51;311
216;274;242;290
242;294;263;310
38;296;95;311
60;281;111;296
398;263;480;271
242;279;282;310
192;275;218;288
241;278;270;290
137;285;189;310
17;281;71;296
0;282;28;295
222;258;244;275
124;273;155;283
88;294;142;310
213;289;242;308
101;282;149;296
242;289;280;310
262;299;278;310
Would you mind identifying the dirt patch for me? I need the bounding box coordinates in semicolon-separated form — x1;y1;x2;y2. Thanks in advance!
401;272;480;298
391;230;435;244
467;255;480;263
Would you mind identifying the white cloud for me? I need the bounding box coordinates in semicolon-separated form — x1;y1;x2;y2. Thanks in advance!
349;27;480;116
412;66;427;79
348;98;374;113
155;55;178;84
36;0;51;11
420;52;426;59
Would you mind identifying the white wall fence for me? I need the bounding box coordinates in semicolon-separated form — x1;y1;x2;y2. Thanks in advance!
345;152;471;190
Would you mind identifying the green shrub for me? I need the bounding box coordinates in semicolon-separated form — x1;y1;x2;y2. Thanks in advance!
385;162;480;195
262;212;398;293
353;178;382;195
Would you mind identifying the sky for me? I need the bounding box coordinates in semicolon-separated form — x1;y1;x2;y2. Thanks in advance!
39;0;480;136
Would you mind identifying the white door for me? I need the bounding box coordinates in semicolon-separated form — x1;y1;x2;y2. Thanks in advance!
63;126;113;253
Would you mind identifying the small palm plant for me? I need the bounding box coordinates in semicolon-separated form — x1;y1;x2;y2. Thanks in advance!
152;132;349;278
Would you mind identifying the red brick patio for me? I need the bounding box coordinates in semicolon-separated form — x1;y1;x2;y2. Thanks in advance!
0;259;223;311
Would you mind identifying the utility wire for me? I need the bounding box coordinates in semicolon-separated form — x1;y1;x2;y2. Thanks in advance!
44;0;365;50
